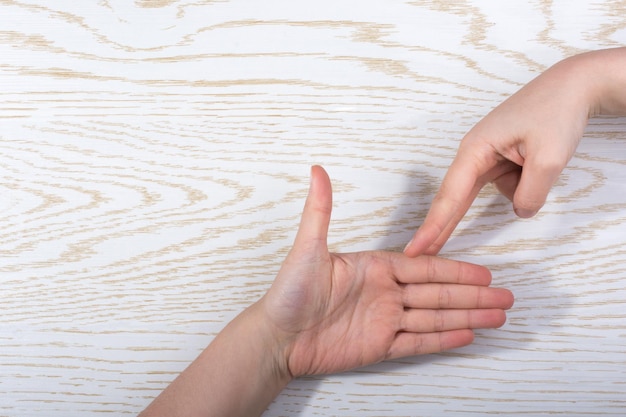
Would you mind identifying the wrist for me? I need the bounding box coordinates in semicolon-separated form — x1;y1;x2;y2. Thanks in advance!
195;300;293;416
543;51;602;120
565;47;626;117
139;300;294;417
239;299;294;388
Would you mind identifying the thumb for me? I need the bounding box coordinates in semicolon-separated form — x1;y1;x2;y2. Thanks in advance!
513;150;566;218
291;165;333;254
492;167;521;203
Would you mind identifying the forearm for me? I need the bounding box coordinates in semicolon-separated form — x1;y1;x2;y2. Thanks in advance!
139;300;292;417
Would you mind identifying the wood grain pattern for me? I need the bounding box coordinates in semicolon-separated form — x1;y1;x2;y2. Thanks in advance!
1;1;626;415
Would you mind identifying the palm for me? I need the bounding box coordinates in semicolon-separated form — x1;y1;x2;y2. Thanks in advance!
263;166;513;378
283;251;403;376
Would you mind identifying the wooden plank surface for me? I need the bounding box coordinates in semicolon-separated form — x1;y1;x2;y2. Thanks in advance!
1;1;626;415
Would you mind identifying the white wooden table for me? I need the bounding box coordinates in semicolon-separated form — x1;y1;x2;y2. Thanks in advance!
2;1;626;416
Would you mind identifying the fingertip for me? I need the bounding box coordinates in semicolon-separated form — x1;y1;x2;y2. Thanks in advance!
445;329;475;351
309;164;329;190
403;237;417;256
292;165;333;251
310;164;327;178
467;329;476;344
403;234;423;257
513;152;564;218
494;310;508;328
513;206;538;218
403;225;440;257
491;287;515;311
307;165;332;205
479;264;493;286
504;289;515;310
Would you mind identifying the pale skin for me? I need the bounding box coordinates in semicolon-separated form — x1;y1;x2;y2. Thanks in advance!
405;47;626;257
139;165;514;417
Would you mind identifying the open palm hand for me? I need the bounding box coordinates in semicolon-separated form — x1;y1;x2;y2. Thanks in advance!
262;166;514;378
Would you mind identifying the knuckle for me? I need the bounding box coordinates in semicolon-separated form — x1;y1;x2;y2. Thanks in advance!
434;311;446;332
438;286;451;307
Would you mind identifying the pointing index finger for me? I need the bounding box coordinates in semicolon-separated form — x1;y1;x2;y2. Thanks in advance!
404;148;484;257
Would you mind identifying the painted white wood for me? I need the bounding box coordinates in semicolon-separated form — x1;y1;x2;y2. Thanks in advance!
1;1;626;415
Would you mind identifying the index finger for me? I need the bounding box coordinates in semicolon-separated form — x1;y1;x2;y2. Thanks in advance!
404;148;485;257
391;253;493;286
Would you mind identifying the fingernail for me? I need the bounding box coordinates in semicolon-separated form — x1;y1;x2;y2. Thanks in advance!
308;166;316;189
514;207;537;218
403;238;413;253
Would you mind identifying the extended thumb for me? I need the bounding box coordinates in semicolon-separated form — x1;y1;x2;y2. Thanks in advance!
292;165;333;251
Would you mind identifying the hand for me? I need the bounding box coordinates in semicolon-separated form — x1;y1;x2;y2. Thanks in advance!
139;166;515;417
403;50;603;257
263;166;514;378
